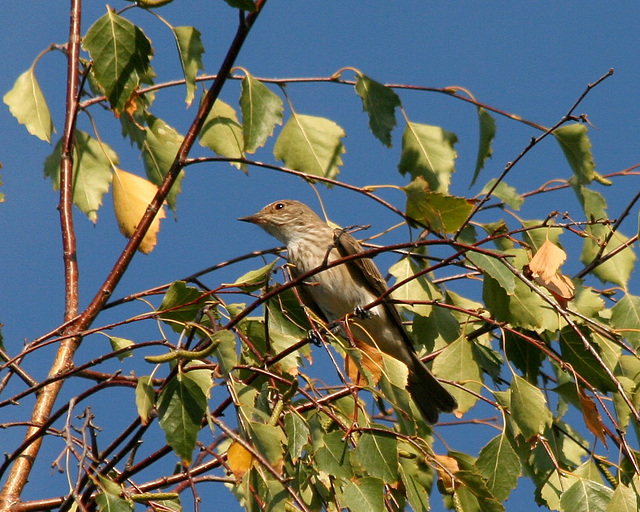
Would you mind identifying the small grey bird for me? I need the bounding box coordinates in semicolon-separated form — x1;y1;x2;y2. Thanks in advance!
239;199;457;424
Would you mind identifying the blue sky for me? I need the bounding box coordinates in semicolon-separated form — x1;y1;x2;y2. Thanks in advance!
1;2;639;511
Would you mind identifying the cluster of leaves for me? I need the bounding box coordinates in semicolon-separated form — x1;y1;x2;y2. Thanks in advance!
2;2;640;512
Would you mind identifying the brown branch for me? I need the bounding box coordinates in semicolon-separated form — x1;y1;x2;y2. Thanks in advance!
0;1;83;509
0;3;269;509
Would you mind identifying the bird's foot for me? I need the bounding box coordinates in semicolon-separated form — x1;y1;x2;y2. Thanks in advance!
353;306;372;319
306;329;324;346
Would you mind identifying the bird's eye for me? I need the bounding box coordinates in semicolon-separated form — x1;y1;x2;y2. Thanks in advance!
274;202;285;210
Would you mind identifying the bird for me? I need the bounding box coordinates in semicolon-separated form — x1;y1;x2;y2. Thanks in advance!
239;199;457;424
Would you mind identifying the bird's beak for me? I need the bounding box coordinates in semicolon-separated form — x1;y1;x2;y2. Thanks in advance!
238;213;260;224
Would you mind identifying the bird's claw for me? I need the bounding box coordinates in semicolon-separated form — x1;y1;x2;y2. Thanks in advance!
354;306;372;319
306;329;324;346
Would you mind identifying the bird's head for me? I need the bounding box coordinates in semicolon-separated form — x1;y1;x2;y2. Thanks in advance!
239;199;325;245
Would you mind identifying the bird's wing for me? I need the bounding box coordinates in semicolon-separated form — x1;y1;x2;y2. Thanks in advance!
332;228;416;349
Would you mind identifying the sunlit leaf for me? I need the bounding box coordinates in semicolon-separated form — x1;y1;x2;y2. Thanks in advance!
398;120;458;193
283;412;309;462
559;327;617;393
44;130;116;223
467;250;515;294
581;231;635;290
354;72;401;147
240;71;283;153
529;239;567;282
353;430;398;483
230;261;276;292
481;179;523;210
83;9;153;112
157;373;207;464
141;115;184;211
509;374;552;439
554;123;610;185
578;389;607;446
559;478;613;512
157;281;209;333
476;432;521;501
341;477;384;512
315;430;353;478
199;99;246;170
172;26;205;106
431;337;482;413
471;107;496;186
227;441;253;482
388;256;442;317
611;293;640;347
403;176;474;234
112;168;166;254
135;376;155;425
3;68;54;142
607;481;640;512
106;334;134;361
273;112;346;181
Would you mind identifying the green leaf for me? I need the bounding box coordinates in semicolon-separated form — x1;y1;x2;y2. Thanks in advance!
172;26;205;106
388;256;442;317
398;460;433;512
509;374;552;439
248;421;285;467
403;176;474;234
572;182;608;224
3;68;54;142
455;469;505;512
581;231;635;290
83;9;153;112
96;487;133;512
607;482;640;512
504;330;544;382
398;120;458;193
212;329;237;376
135;376;155;425
273;113;346;181
157;373;207;464
560;479;613;512
314;430;353;478
240;72;283;153
354;73;401;147
471;107;496;186
475;433;521;501
106;335;134;361
520;220;563;252
431;337;483;413
481;179;523;211
199;99;246;170
611;294;640;347
231;261;276;292
44;130;116;223
283;412;309;462
559;327;617;393
157;281;208;333
341;477;384;512
223;0;256;11
467;251;515;294
554;124;597;185
141;115;185;211
412;306;461;353
353;429;398;483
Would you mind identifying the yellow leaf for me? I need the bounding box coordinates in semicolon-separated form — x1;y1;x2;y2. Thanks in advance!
529;239;567;281
578;389;607;447
227;441;253;483
345;338;384;386
529;240;574;304
433;453;460;493
112;168;166;254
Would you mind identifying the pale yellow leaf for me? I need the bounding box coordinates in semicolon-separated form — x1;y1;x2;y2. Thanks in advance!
529;239;567;281
112;168;166;254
